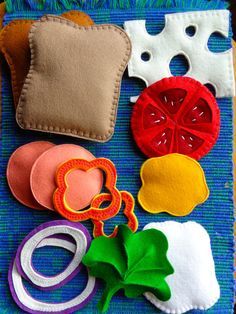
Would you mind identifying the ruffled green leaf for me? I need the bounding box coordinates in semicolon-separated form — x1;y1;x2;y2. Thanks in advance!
83;225;174;312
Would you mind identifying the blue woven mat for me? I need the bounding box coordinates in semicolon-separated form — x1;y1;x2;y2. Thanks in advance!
0;2;234;313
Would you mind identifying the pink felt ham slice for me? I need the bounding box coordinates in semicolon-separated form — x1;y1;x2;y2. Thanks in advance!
30;144;103;211
7;141;55;210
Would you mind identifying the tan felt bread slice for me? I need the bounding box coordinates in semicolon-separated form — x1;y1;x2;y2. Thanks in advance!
16;15;131;142
0;11;94;108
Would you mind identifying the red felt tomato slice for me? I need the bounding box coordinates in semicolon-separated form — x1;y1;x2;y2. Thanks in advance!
131;77;220;160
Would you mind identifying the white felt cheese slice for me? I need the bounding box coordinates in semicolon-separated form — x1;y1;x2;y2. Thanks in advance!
143;221;220;314
124;10;235;100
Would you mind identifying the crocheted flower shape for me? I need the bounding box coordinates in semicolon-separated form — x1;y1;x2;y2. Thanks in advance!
91;191;138;237
53;158;122;221
138;153;209;216
131;77;220;160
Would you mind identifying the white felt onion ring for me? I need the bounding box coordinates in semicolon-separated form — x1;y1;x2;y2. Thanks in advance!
37;236;76;253
8;233;96;314
14;221;90;290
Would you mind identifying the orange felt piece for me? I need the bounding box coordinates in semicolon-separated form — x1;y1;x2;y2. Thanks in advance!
92;191;138;238
53;158;122;222
7;141;55;210
0;11;94;108
0;3;5;29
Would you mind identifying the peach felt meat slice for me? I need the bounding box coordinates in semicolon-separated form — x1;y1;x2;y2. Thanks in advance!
7;141;55;210
30;144;103;211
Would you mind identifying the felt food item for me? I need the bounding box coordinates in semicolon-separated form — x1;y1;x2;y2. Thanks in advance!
124;10;235;100
16;15;131;142
0;3;5;30
0;11;94;108
61;10;94;25
91;191;138;237
30;144;103;211
143;221;220;313
54;158;122;221
15;220;90;290
138;154;209;216
7;141;55;210
131;76;220;160
9;220;97;314
82;225;174;313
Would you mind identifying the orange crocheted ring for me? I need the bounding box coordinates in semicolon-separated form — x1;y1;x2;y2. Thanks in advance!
92;191;138;238
53;158;122;221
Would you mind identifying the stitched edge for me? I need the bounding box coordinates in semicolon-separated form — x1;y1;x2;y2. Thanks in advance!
131;76;221;160
0;11;94;109
143;220;220;313
145;291;220;314
61;10;94;25
138;153;210;216
179;77;221;160
0;20;33;108
126;10;234;98
16;15;132;142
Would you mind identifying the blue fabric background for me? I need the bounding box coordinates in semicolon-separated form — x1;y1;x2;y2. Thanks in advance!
0;7;234;314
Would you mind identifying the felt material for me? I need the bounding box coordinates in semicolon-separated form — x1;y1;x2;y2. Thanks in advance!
0;3;5;25
138;153;209;216
91;191;138;238
131;76;221;160
54;158;122;221
0;11;94;109
143;221;220;314
9;221;97;314
30;144;103;211
124;10;235;100
9;259;96;314
6;141;55;210
16;15;131;142
1;7;234;314
82;225;174;313
15;220;90;291
37;236;76;252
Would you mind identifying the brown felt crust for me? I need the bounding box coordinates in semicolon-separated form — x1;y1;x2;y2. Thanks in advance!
16;15;131;142
0;11;94;108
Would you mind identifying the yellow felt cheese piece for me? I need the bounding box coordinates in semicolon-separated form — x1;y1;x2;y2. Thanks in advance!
138;153;209;216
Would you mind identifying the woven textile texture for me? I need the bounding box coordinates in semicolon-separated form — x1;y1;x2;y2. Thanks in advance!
0;4;234;314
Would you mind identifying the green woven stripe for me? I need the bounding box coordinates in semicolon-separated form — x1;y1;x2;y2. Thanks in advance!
5;0;229;12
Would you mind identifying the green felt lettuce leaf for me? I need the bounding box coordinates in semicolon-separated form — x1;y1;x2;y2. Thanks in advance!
82;225;174;312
